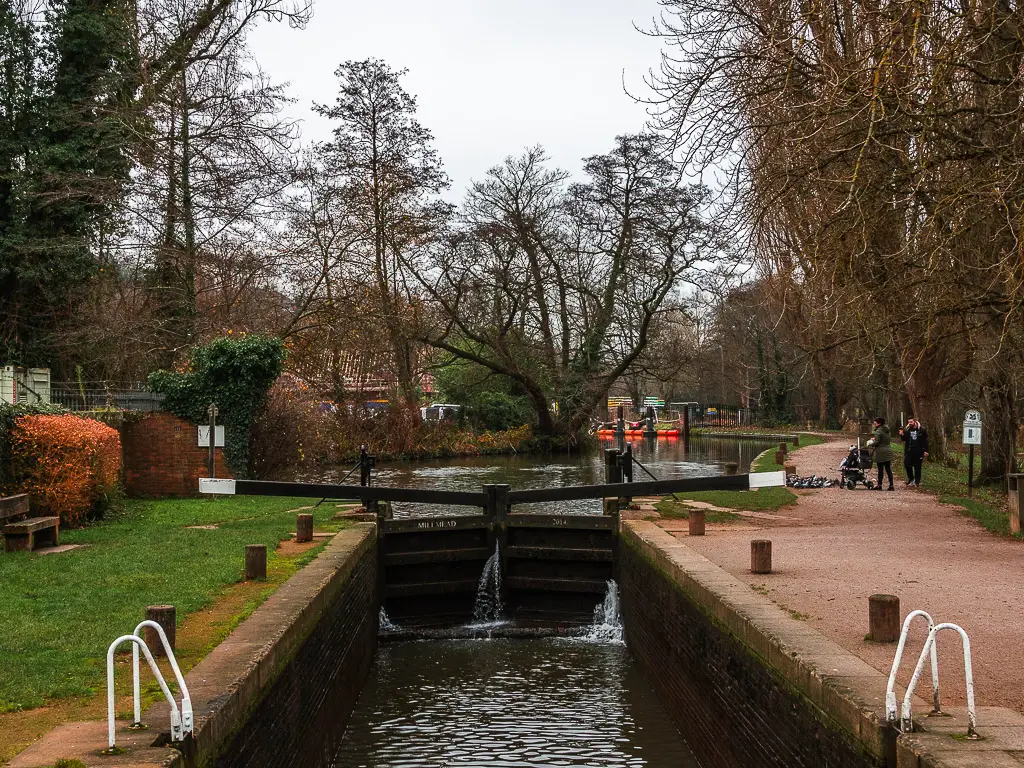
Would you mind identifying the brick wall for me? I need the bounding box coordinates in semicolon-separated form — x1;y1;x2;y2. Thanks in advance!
215;539;378;768
620;540;883;768
120;412;232;497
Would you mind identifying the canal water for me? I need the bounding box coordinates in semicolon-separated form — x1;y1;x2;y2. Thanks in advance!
331;638;700;767
315;435;776;517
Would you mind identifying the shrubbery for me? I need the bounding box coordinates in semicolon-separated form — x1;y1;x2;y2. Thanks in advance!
149;334;285;477
249;378;532;478
7;414;121;526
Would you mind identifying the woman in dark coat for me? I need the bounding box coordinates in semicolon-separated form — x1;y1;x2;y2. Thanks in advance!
869;417;894;491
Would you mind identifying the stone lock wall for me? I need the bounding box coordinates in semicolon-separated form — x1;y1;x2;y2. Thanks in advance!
120;412;232;497
620;521;887;768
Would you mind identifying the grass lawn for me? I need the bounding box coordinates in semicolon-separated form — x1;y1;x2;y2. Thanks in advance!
0;495;343;715
891;444;1013;537
654;433;827;519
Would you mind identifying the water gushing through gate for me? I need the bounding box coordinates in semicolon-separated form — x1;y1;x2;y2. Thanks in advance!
378;608;398;632
581;579;624;644
471;543;503;624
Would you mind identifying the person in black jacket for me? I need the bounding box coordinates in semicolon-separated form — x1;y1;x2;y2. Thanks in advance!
899;418;930;487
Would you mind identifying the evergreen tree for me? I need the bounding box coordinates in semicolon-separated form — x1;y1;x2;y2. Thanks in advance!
1;0;140;365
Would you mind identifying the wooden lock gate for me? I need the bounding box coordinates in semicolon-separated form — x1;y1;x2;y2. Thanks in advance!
198;471;784;629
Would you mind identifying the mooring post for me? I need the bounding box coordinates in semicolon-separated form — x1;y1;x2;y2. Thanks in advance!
778;441;788;456
682;405;690;441
494;484;511;607
792;434;800;447
144;606;176;657
688;509;706;536
604;448;622;484
615;405;625;437
360;446;377;513
869;594;900;643
750;540;772;573
296;513;313;543
244;544;267;581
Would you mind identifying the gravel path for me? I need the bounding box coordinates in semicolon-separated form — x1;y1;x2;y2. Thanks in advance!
668;437;1024;712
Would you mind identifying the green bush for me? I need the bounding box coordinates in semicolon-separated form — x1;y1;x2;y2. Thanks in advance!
148;335;285;477
465;391;533;432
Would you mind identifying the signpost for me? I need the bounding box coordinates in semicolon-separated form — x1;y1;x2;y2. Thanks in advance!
207;404;219;480
963;409;982;496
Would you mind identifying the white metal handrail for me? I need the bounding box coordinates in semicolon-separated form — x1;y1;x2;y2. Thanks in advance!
886;609;941;722
901;623;978;738
106;636;183;750
132;621;193;735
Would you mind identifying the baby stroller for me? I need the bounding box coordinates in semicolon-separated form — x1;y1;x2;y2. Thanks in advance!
839;444;874;490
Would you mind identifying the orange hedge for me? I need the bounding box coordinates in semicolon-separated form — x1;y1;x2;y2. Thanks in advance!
10;414;122;526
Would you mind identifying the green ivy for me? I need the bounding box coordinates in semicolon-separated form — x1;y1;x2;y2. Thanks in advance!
0;402;68;491
148;335;285;477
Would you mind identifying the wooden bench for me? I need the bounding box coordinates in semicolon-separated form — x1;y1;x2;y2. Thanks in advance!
1;494;59;552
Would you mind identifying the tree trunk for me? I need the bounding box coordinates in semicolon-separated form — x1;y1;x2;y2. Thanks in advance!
979;362;1017;483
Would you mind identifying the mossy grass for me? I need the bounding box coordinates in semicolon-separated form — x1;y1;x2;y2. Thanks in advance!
656;433;826;516
0;495;342;713
891;444;1013;538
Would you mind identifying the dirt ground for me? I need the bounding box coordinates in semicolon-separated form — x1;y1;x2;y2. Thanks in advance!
662;437;1024;713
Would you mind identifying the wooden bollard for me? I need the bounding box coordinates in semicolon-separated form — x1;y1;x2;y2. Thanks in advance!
296;513;314;543
774;450;785;465
869;594;900;643
688;509;706;536
245;544;267;581
603;498;618;516
784;464;796;475
725;462;739;476
793;434;800;447
144;605;176;656
751;540;772;573
779;442;788;455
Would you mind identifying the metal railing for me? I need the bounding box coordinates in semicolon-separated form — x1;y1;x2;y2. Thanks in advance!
50;385;164;412
105;623;193;751
887;613;979;739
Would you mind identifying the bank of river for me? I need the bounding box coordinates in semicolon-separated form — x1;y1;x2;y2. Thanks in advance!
331;638;700;768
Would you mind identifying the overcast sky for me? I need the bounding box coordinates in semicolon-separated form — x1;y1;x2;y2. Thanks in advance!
248;0;666;198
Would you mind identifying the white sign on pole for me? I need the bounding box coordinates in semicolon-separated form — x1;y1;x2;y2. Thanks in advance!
198;425;225;447
964;409;982;424
963;424;982;445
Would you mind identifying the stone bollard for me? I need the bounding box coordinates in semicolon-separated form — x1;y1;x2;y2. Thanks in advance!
144;605;176;656
784;464;796;476
868;594;900;642
296;513;314;543
245;544;267;581
725;462;739;476
688;509;706;536
750;540;772;574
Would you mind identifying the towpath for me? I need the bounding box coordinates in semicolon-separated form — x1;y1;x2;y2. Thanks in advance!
657;437;1024;712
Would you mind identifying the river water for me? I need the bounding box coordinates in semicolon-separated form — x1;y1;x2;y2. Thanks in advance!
331;638;700;767
319;436;772;766
315;434;775;517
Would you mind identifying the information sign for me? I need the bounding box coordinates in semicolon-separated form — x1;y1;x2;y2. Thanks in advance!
198;425;225;447
963;425;982;445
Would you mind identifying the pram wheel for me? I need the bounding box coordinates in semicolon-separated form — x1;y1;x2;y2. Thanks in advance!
865;480;875;490
846;480;856;490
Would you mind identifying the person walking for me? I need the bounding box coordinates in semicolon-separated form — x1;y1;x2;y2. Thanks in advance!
869;416;894;491
899;418;929;487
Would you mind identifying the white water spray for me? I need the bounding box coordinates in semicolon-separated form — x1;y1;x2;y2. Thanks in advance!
472;543;503;624
581;580;624;644
378;607;399;632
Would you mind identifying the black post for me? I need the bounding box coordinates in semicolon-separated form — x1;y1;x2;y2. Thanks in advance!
360;446;377;513
968;445;975;497
604;448;622;484
615;405;625;437
483;484;497;553
207;404;217;479
682;406;690;440
494;484;511;609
